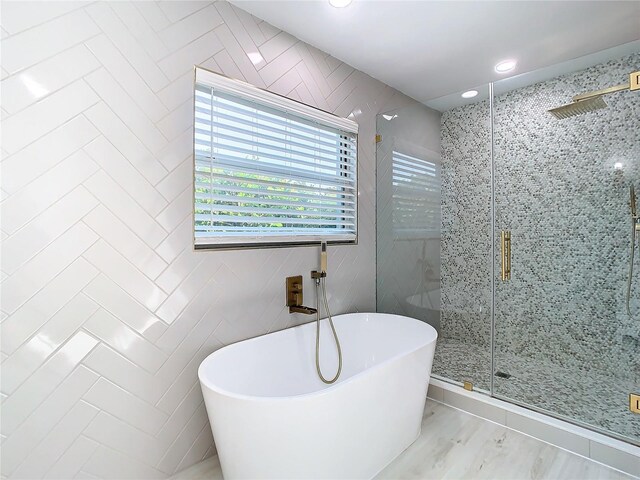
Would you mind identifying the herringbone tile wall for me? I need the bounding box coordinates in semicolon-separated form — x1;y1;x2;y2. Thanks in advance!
0;1;419;478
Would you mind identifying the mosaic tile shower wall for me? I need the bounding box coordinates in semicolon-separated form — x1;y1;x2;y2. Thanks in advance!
439;53;640;443
436;99;492;390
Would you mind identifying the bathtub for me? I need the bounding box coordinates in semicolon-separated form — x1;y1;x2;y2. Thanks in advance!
198;312;437;479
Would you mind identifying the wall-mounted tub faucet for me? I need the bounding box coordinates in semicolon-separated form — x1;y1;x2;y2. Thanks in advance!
286;275;317;315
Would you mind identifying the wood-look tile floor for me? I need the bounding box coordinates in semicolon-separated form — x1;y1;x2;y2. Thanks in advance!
170;401;634;480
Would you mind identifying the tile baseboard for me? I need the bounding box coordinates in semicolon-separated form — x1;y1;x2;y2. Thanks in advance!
427;379;640;478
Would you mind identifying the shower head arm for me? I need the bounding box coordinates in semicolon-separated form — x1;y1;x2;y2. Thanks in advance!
572;83;628;102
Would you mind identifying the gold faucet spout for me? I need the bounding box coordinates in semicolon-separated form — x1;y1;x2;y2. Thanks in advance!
289;305;318;315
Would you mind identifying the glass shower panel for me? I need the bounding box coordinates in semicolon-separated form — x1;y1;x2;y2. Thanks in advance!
376;103;442;331
492;52;640;444
435;86;493;391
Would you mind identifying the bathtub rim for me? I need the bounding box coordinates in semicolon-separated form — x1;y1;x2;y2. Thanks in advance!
198;312;437;402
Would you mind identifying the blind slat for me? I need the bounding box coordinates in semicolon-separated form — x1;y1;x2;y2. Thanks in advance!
194;78;357;245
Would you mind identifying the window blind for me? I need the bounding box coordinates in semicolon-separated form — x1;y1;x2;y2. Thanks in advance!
194;70;358;248
392;150;441;238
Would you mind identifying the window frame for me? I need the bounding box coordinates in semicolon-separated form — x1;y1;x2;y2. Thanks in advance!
192;66;359;251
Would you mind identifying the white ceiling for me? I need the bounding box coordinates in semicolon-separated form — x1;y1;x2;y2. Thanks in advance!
231;1;640;105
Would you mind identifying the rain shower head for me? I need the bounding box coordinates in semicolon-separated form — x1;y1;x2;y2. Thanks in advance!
548;70;639;120
548;96;608;119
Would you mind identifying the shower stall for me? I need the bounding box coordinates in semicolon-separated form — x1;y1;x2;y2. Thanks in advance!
376;47;640;446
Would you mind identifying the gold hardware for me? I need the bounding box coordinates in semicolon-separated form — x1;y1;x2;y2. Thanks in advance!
572;70;640;101
549;71;640;119
286;275;317;315
630;393;640;414
501;230;511;281
375;134;382;143
463;381;473;391
630;71;640;91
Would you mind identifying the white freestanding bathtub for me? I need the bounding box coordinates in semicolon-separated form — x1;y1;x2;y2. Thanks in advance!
198;312;437;480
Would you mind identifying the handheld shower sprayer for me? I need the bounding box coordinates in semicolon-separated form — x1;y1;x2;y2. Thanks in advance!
312;241;342;384
320;242;327;275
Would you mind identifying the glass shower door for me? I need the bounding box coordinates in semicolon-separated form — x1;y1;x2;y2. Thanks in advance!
492;52;640;444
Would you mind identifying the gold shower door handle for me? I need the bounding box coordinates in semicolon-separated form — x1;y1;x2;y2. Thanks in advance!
501;230;511;281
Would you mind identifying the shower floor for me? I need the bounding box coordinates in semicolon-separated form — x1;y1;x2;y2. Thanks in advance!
433;339;640;444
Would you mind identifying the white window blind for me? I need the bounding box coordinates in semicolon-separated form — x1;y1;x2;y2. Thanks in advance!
392;150;441;238
194;69;358;249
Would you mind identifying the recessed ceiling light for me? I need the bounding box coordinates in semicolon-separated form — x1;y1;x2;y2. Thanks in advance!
495;59;517;74
329;0;352;7
461;90;478;99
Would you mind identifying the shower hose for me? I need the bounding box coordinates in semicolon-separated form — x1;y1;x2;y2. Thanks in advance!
314;277;342;384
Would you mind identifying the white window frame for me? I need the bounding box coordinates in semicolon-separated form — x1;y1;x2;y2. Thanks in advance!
193;67;359;250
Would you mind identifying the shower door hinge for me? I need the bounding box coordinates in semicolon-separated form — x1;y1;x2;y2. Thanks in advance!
375;134;382;143
463;381;473;391
630;393;640;414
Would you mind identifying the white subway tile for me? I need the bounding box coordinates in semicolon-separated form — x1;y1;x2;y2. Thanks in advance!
174;422;213;473
156;156;192;202
84;171;167;248
155;259;216;324
85;35;168;122
155;247;203;294
109;2;169;61
1;79;99;154
0;150;98;234
82;445;164;480
82;274;167;342
85;69;167;154
85;2;169;92
83;378;169;436
156;71;194;112
11;400;99;479
0;1;87;35
0;294;98;395
1;344;98;439
158;31;223;82
0;259;98;355
45;436;99;480
83;136;167;217
83;308;167;373
0;115;99;194
84;102;168;186
83;205;167;280
133;1;171;32
215;2;264;68
156;127;193;172
0;9;99;73
156;404;207;474
1;187;98;274
83;240;167;311
84;412;162;466
231;4;266;47
82;344;161;405
156;186;192;234
214;24;265;88
1;44;100;114
159;4;222;50
259;31;298;64
157;1;210;23
155;214;192;264
1;223;98;314
156;99;193;141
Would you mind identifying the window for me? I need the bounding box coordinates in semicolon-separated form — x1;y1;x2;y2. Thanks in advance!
392;150;441;238
193;68;358;249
